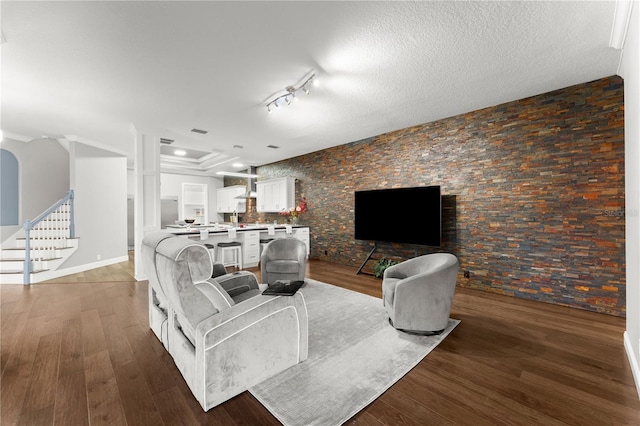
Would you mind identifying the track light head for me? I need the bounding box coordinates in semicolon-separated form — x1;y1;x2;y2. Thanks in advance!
266;73;315;113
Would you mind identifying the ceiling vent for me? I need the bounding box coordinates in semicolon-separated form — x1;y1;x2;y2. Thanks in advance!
267;145;280;149
160;138;174;144
190;128;209;135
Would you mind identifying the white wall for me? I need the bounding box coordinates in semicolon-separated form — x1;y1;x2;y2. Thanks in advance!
0;138;69;243
63;142;128;268
127;169;224;222
160;173;223;222
126;169;224;246
621;1;640;398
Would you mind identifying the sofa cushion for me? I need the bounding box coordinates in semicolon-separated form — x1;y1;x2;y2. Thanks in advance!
231;288;263;304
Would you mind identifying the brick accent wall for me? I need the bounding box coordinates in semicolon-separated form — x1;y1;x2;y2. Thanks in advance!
239;76;626;316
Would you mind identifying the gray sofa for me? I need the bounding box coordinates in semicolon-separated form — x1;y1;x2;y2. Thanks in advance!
142;232;309;411
382;253;459;334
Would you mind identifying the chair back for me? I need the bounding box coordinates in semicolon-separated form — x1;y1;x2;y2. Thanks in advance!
142;232;174;304
388;252;458;279
155;237;217;333
416;253;458;274
262;238;306;261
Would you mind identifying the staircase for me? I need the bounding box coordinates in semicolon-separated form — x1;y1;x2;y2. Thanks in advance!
0;190;78;285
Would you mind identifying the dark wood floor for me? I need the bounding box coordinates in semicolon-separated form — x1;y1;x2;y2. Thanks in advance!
2;255;640;425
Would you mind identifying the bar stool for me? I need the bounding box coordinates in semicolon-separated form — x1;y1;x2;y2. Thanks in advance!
217;241;242;269
204;243;215;262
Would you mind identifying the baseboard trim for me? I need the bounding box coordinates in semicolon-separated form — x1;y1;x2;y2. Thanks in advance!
35;255;129;282
624;331;640;399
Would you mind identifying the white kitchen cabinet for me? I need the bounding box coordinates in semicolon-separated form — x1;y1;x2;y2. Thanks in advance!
181;183;208;224
216;186;247;213
242;230;260;266
256;177;295;213
292;227;310;257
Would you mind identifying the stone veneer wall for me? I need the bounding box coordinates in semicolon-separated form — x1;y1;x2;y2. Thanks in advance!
237;76;626;316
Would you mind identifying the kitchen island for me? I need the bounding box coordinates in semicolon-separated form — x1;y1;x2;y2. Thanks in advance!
163;224;310;269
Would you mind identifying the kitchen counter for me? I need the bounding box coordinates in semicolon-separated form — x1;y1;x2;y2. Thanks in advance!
164;223;307;236
162;224;310;269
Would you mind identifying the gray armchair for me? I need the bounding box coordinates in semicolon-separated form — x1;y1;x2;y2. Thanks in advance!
142;232;308;411
382;253;459;334
260;238;307;284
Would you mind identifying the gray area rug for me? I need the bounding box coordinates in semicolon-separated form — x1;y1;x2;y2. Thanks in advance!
249;279;460;426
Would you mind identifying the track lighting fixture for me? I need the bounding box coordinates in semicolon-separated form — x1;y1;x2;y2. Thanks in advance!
266;73;315;113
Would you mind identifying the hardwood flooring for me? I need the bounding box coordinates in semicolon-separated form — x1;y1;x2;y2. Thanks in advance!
2;254;639;425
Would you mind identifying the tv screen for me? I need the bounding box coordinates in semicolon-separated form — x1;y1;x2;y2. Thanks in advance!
354;186;441;246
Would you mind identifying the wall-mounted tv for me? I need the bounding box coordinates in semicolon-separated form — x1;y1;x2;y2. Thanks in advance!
354;186;441;246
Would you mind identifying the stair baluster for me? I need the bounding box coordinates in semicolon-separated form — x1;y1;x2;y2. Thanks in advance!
22;190;75;285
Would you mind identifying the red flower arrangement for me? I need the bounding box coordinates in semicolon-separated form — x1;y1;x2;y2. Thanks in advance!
280;197;308;218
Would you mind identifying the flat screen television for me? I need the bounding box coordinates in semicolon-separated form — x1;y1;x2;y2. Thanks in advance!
354;186;441;246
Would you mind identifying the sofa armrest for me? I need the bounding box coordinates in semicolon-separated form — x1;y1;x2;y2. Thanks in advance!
195;292;307;354
195;280;235;312
383;261;408;280
213;271;260;298
193;292;308;410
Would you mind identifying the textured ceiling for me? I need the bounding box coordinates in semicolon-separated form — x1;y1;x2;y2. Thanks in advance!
1;1;622;175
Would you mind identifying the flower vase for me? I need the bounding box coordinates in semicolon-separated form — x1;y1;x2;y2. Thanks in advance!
291;216;299;226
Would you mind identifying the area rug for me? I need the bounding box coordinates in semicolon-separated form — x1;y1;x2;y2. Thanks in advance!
249;279;460;426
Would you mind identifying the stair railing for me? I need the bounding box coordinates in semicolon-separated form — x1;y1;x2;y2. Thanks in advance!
22;190;75;285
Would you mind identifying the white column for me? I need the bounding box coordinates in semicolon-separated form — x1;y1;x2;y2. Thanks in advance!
619;0;640;398
133;129;161;281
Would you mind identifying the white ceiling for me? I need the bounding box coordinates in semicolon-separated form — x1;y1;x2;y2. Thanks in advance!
1;1;622;176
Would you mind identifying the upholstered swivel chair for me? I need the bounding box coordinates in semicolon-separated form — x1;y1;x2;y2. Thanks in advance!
382;253;459;334
260;238;307;285
142;232;308;411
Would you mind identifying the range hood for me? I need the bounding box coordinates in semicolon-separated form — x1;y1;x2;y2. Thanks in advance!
235;166;257;199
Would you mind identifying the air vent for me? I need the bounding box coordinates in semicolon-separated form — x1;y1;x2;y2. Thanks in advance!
160;138;174;144
267;145;280;149
190;128;209;135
